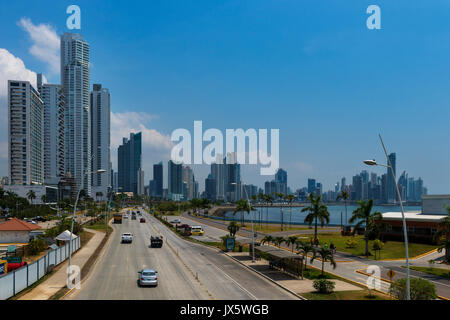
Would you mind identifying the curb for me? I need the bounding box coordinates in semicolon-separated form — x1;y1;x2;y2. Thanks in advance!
223;252;307;300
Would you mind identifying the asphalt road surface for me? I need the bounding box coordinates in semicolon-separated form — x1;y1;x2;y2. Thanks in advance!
70;208;298;300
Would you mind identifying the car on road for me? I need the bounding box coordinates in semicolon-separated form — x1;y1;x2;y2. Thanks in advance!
123;215;128;219
190;226;204;236
140;218;146;223
170;218;181;224
121;233;133;243
138;269;158;287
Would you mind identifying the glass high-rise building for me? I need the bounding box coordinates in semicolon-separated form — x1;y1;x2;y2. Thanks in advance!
90;84;110;200
37;74;65;185
118;132;142;194
153;162;163;197
387;152;396;203
61;32;91;194
168;160;183;199
275;168;287;195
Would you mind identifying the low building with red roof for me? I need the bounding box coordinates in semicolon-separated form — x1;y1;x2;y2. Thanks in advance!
0;218;41;244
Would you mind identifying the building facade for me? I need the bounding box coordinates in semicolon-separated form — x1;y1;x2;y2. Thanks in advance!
117;132;142;195
8;80;44;185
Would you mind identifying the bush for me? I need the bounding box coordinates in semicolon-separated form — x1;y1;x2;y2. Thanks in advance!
346;239;357;248
313;279;335;294
389;277;437;300
26;238;47;256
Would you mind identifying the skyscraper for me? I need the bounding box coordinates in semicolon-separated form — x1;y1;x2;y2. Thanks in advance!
8;80;44;185
275;168;287;195
118;132;142;194
183;166;195;200
153;162;163;198
211;154;225;201
168;160;183;200
90;84;110;199
225;152;241;201
307;179;316;194
37;74;65;185
386;152;396;203
61;32;91;194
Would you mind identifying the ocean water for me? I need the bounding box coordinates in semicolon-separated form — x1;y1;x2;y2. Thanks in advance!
222;205;421;227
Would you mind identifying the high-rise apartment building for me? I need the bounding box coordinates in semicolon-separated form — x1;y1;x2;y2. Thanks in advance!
37;74;65;185
168;160;183;200
153;162;163;198
183;166;195;200
8;80;44;185
225;152;241;201
61;32;91;194
307;179;316;194
275;168;287;195
90;84;110;199
386;152;396;203
118;132;142;194
211;154;225;201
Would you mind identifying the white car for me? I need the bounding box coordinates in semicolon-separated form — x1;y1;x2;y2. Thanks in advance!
121;233;133;243
170;219;181;224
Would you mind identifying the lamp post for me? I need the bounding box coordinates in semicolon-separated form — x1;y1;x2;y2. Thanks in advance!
232;182;255;262
68;168;106;287
363;133;410;300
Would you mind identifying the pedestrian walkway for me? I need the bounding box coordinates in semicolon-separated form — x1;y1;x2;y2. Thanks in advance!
18;229;104;300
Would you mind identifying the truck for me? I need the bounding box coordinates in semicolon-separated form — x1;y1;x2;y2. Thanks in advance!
113;213;123;224
150;236;163;248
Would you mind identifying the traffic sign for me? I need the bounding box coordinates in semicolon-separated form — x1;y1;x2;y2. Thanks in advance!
387;269;395;279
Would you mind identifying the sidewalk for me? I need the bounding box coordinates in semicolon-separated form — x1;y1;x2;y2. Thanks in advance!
18;229;104;300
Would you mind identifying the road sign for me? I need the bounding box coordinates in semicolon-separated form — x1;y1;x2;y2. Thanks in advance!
387;269;395;280
0;260;7;275
226;237;235;252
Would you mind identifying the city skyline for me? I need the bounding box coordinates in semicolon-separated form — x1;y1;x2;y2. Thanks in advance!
0;1;449;194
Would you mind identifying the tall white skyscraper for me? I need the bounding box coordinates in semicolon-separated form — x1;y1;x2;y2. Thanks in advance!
8;80;44;185
90;84;110;200
37;74;65;185
61;32;91;194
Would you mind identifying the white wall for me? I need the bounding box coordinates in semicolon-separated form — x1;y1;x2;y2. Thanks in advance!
0;231;30;244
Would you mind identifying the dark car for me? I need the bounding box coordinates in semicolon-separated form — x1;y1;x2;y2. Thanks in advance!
140;218;146;223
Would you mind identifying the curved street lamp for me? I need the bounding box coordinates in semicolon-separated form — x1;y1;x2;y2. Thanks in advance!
364;134;410;300
67;168;106;287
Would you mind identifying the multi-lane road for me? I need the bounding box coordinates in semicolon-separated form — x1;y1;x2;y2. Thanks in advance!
69;209;299;300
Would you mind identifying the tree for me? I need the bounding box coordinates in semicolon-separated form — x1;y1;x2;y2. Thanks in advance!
313;279;335;294
27;190;36;205
274;236;285;247
302;193;330;243
336;190;349;228
286;236;298;252
389;278;437;300
434;206;450;262
41;194;48;204
296;241;315;271
349;199;383;257
310;247;337;276
261;235;274;246
285;194;295;230
276;192;285;231
227;221;240;237
233;199;254;227
372;239;384;260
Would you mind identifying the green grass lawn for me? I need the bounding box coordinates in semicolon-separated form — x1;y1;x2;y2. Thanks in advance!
84;219;113;233
302;290;389;300
294;233;436;260
406;266;450;279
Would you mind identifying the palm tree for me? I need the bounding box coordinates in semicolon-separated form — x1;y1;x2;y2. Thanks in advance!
337;190;349;229
27;190;36;205
275;193;285;231
261;235;274;246
227;221;240;237
434;206;450;262
296;241;315;271
286;194;295;230
310;246;337;276
349;199;383;257
286;236;298;252
266;194;274;232
41;194;48;204
274;236;285;247
302;193;330;243
233;199;254;227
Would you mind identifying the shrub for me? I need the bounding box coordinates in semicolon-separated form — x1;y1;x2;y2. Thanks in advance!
346;239;357;248
26;238;47;256
389;277;437;300
313;279;335;294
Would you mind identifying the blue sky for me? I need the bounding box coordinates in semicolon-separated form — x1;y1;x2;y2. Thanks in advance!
0;0;449;193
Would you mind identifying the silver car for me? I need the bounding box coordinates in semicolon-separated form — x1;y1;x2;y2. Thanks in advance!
138;269;158;287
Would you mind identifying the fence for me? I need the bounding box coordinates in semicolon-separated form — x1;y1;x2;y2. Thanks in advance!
0;236;80;300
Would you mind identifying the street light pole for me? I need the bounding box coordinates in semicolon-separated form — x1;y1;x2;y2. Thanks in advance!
68;169;105;287
363;133;410;300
